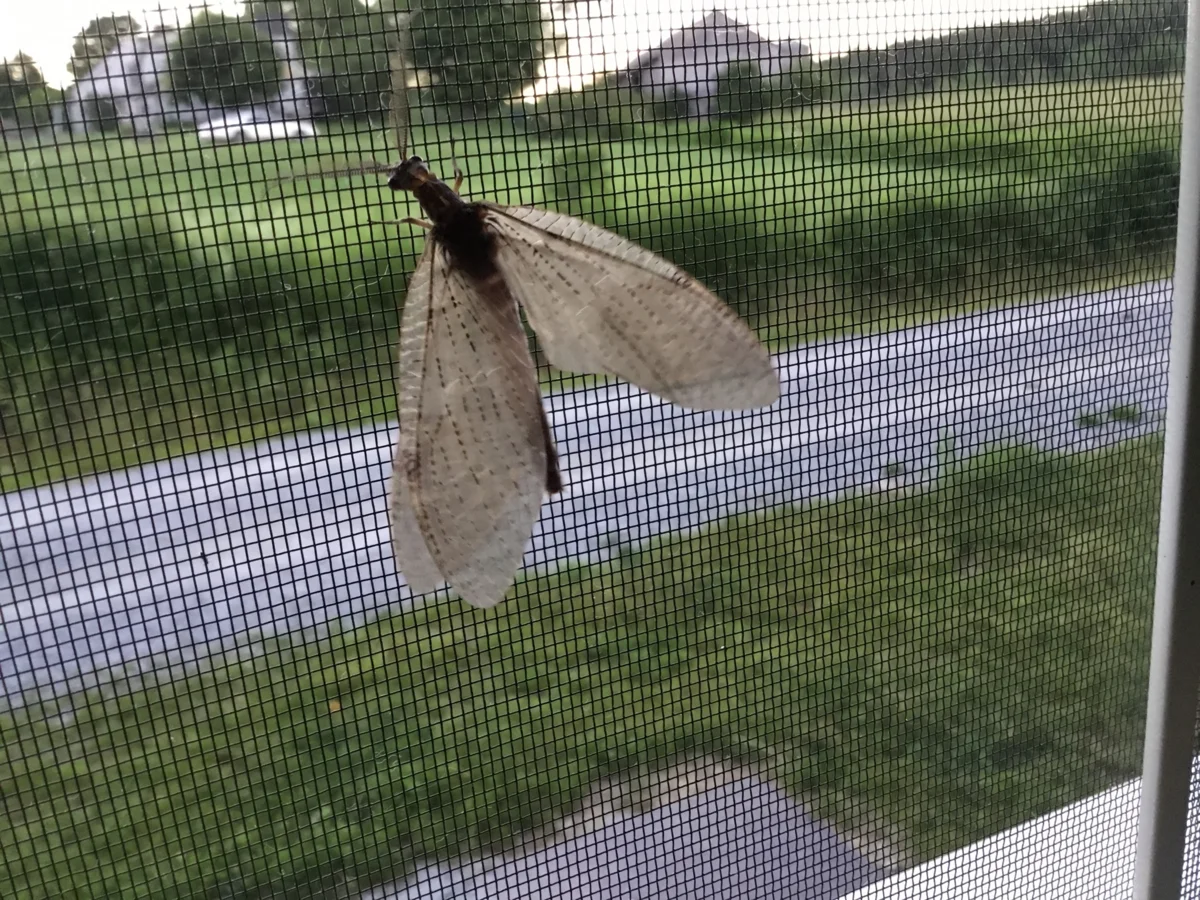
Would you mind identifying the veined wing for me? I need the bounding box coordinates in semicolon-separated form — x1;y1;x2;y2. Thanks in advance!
483;204;780;410
389;240;550;608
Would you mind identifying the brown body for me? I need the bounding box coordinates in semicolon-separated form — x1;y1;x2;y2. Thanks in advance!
389;157;563;494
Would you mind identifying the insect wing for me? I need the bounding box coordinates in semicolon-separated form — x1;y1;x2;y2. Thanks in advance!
389;242;445;595
390;241;551;608
483;204;780;410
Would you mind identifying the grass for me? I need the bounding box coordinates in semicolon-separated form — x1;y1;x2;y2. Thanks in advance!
0;76;1183;492
1;435;1161;898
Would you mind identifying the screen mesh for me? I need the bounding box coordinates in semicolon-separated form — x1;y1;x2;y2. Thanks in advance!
0;0;1187;897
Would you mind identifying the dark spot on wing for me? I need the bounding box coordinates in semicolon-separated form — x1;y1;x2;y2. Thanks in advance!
540;407;563;494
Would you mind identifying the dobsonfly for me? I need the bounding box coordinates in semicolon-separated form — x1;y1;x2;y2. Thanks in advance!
368;29;780;608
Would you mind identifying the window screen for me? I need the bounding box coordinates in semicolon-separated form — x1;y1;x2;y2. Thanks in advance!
0;0;1185;897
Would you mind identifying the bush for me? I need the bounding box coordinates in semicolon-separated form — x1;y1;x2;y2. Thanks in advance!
713;60;768;122
521;78;649;140
169;12;281;107
3;213;217;365
1087;148;1180;251
0;204;407;487
823;183;1097;305
0;85;60;132
1125;32;1188;77
647;87;694;122
817;53;882;104
779;58;829;106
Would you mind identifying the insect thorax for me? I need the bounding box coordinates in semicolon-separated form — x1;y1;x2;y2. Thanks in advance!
433;204;501;283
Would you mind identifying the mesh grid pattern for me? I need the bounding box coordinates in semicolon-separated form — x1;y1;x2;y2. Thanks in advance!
0;0;1192;897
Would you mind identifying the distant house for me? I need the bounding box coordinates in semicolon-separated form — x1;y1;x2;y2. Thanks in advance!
617;10;809;118
59;9;315;140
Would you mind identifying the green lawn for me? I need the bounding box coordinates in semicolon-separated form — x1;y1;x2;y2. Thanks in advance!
0;77;1182;492
1;435;1160;898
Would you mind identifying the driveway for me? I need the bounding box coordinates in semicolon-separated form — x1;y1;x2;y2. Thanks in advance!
0;281;1171;705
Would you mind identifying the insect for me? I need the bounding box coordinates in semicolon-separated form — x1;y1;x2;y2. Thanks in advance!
375;40;780;609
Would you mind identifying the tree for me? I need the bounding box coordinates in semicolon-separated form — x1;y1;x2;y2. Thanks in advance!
407;0;549;117
250;0;400;120
249;0;556;123
246;0;551;122
169;11;282;107
69;15;142;80
0;53;45;113
0;54;59;133
1125;31;1187;77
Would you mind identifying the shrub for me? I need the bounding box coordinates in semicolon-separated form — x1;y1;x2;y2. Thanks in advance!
779;58;829;106
0;85;60;132
713;60;767;122
648;87;694;121
2;214;193;363
1087;148;1180;251
0;52;44;113
823;185;1094;305
522;78;649;140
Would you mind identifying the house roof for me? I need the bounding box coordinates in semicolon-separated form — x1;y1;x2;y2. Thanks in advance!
623;10;806;77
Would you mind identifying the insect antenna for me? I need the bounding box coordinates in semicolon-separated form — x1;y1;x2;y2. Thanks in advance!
387;16;414;163
266;160;394;189
267;17;415;192
448;120;464;194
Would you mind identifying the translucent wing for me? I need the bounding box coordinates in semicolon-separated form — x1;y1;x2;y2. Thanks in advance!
482;204;780;410
389;240;550;608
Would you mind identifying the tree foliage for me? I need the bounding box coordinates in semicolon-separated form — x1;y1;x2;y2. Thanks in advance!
69;15;142;80
713;61;771;122
250;0;400;120
816;0;1186;104
248;0;551;122
0;53;45;113
169;12;282;107
405;0;549;117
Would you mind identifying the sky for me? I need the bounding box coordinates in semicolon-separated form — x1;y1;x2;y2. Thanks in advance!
4;0;1085;93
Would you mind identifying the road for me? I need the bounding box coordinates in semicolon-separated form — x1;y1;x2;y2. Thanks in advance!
0;280;1171;706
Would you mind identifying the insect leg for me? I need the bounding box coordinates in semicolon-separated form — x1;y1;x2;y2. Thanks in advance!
368;216;434;230
448;125;464;193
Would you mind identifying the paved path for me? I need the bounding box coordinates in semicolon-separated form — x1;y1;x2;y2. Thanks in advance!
374;773;883;899
0;281;1171;705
